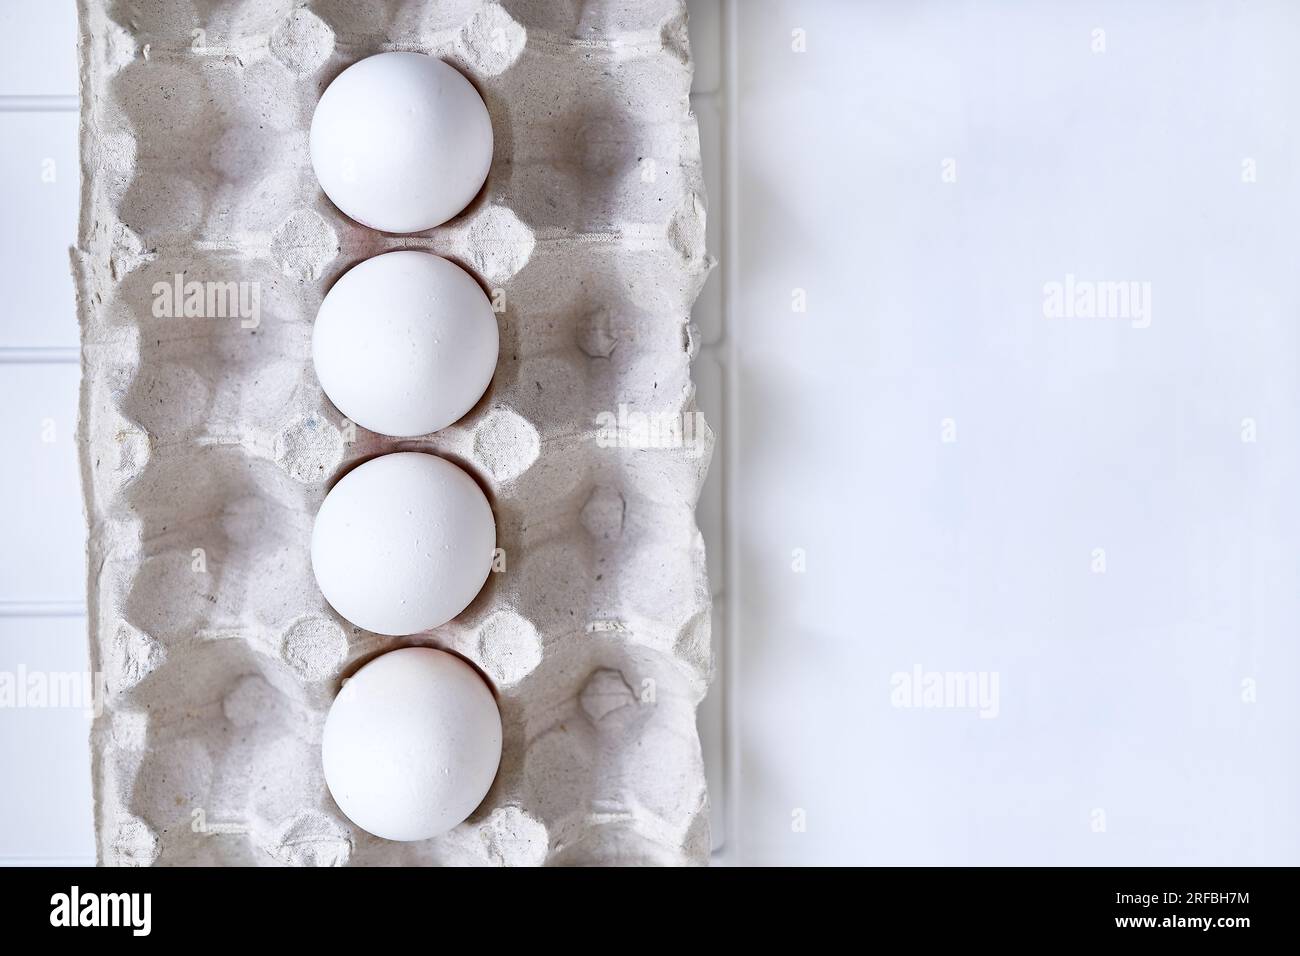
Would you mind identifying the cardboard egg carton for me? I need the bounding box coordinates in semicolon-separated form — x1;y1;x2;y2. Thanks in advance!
74;0;712;866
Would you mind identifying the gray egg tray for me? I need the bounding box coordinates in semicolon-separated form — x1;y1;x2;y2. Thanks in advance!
74;0;712;865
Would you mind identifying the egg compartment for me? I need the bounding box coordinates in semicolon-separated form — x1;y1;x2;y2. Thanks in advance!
76;0;712;865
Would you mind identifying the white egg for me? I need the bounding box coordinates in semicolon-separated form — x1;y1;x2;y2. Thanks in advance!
322;646;502;842
311;452;495;636
312;251;498;438
309;52;493;233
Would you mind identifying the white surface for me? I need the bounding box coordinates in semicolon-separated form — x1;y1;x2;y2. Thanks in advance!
0;0;77;98
0;617;94;862
313;251;499;437
0;363;83;602
322;647;503;842
311;52;494;233
312;453;496;636
725;0;1300;864
0;111;79;349
0;2;92;866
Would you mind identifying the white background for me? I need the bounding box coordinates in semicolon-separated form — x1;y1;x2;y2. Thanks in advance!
0;0;93;864
3;0;1299;867
715;0;1300;864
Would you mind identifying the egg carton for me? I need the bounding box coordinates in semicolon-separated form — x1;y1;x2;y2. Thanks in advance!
74;0;713;866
